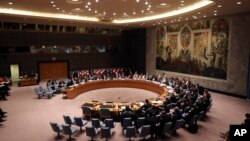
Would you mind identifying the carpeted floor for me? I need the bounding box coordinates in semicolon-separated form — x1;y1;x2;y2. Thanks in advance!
0;84;250;141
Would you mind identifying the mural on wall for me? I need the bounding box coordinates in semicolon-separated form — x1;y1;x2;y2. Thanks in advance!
156;19;229;79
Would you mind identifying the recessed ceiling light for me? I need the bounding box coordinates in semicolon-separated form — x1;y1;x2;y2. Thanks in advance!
198;12;201;14
72;0;79;1
75;8;81;10
145;1;148;5
8;2;13;5
88;8;91;11
94;10;97;13
141;10;144;13
148;5;152;8
181;1;185;3
214;13;217;16
113;12;116;15
62;10;65;13
236;2;242;5
52;5;56;7
204;15;207;18
50;1;54;4
218;5;222;8
96;0;99;2
133;11;136;15
103;11;106;15
160;3;167;6
85;5;88;8
87;2;91;5
56;8;60;10
136;0;140;3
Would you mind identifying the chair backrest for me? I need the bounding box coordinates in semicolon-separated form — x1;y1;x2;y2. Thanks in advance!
50;122;60;132
101;127;112;138
104;119;115;128
125;126;135;138
91;118;102;128
63;115;73;125
137;117;145;128
39;86;44;93
74;117;83;126
123;118;132;128
86;126;97;137
173;119;183;130
140;125;151;136
100;108;111;118
82;106;91;116
162;122;172;134
62;125;72;135
34;87;40;95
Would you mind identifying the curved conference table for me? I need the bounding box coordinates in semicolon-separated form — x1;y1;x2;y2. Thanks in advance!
63;79;172;119
63;79;168;99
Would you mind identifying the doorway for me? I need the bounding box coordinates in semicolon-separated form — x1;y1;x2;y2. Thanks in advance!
10;64;20;82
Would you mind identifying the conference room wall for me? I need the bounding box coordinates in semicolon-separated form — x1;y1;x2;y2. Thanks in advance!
146;12;250;97
0;52;127;76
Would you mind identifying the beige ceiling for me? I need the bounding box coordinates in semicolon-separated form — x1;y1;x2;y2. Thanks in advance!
0;0;249;28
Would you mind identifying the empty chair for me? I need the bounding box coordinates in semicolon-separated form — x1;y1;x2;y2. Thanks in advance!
74;117;88;131
44;88;53;98
172;119;184;134
34;87;43;98
62;124;77;139
138;125;151;140
91;118;103;129
86;126;99;141
99;108;111;120
124;126;136;141
136;117;145;129
63;115;74;126
38;86;45;94
82;106;92;119
162;122;172;135
101;127;113;141
50;122;63;137
104;119;116;129
122;118;133;129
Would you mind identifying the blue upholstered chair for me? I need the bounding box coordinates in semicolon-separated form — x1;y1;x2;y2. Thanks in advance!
62;124;77;139
91;118;103;129
123;126;136;141
136;117;145;129
101;127;113;141
74;117;88;131
63;115;74;126
99;108;111;120
122;118;133;129
50;122;63;137
86;126;99;141
162;122;172;135
138;125;151;139
34;87;43;98
82;106;92;119
104;118;116;129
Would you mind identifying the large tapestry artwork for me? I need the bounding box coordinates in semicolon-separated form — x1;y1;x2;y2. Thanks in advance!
156;19;229;79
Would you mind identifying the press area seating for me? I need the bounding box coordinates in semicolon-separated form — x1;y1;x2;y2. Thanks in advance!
50;115;88;140
33;84;64;99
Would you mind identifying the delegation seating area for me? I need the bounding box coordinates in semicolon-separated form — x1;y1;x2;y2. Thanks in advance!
46;69;213;140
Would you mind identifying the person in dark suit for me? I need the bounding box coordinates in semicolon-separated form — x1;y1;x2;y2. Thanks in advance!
120;106;135;126
145;113;159;140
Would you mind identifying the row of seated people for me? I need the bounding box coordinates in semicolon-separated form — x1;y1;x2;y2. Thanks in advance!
0;77;11;101
0;108;7;126
80;74;212;139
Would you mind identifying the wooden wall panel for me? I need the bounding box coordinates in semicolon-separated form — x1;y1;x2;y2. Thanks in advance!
39;62;68;80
